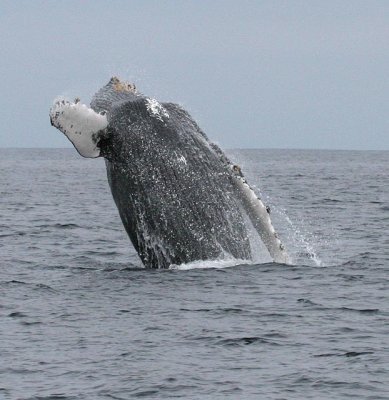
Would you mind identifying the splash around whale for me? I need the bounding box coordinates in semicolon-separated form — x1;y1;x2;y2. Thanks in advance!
49;77;289;268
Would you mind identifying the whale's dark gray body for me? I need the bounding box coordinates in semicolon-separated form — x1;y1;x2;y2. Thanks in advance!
50;78;289;268
92;81;251;268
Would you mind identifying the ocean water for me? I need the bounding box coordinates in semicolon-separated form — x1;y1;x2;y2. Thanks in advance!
1;148;388;399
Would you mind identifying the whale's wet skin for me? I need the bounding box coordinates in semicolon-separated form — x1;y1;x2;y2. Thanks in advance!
50;77;288;268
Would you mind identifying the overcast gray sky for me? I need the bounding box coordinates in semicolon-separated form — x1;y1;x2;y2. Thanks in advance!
1;0;389;150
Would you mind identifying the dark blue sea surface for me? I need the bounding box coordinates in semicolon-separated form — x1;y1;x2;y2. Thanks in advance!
1;148;388;399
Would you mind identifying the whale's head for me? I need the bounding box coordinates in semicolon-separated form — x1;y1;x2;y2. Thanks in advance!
90;77;138;114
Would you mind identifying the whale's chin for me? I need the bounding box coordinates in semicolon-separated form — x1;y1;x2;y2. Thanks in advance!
49;99;108;158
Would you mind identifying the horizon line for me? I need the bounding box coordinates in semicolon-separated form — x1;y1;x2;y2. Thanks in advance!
1;146;388;152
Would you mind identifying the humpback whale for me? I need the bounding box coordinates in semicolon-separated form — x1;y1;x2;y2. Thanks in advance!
50;77;289;268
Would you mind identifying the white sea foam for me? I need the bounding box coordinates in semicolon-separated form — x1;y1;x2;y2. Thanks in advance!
169;257;250;270
284;214;323;267
269;204;323;267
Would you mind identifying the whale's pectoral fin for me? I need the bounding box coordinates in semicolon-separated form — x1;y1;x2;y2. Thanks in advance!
49;99;108;158
232;171;290;264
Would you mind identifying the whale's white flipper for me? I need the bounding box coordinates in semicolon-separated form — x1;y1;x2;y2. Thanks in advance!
232;172;290;264
49;99;108;158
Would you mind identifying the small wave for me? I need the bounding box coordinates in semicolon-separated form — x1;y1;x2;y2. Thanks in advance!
35;223;80;229
322;198;342;203
336;273;365;281
4;280;27;285
0;231;27;238
114;267;146;274
33;283;56;292
341;252;377;267
27;396;77;400
52;223;80;229
297;299;380;314
216;336;280;347
20;320;43;326
8;311;27;318
297;298;318;306
340;307;379;314
314;351;374;358
3;281;56;292
179;307;244;315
